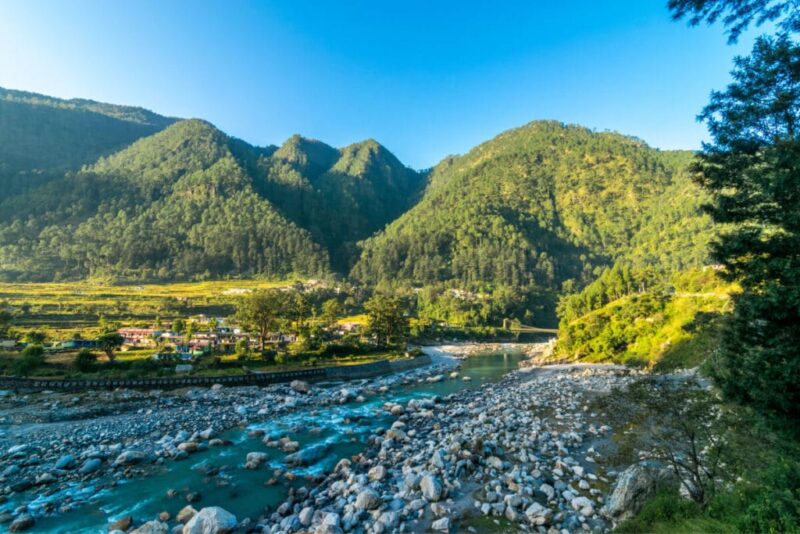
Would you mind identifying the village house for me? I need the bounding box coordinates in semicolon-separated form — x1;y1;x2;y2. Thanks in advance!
265;332;297;344
119;328;159;347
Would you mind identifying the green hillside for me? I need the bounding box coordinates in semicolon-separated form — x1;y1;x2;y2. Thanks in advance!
0;87;176;196
258;136;425;271
0;120;329;281
351;121;712;323
556;268;734;368
0;89;713;315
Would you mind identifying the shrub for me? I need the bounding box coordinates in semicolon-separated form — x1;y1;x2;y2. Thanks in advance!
734;460;800;533
73;349;97;372
130;358;160;373
12;345;45;376
616;489;702;533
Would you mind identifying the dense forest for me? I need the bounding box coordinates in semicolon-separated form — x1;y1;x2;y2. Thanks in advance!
0;87;177;197
352;122;713;324
0;87;717;326
0;90;425;282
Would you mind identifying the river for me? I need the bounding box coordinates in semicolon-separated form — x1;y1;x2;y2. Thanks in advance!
19;348;528;533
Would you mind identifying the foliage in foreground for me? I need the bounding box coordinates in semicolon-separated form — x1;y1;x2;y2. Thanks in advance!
618;456;800;534
687;30;800;421
602;377;800;534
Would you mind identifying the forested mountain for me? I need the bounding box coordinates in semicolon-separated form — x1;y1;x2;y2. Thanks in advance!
0;120;329;281
0;88;712;312
0;88;425;281
257;136;426;271
0;87;176;196
351;122;712;324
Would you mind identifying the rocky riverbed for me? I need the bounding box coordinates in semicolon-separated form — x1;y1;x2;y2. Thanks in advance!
254;363;645;534
0;354;462;532
0;345;655;533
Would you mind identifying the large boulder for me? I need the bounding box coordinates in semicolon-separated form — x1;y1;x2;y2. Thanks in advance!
114;449;145;466
420;474;443;502
603;464;658;522
284;443;331;467
131;521;169;534
290;380;310;394
355;488;381;510
183;506;237;534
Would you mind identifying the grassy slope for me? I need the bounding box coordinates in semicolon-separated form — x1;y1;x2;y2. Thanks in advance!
0;279;289;338
555;269;735;369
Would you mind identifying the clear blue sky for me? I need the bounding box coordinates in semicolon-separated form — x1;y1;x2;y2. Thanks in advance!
0;1;757;168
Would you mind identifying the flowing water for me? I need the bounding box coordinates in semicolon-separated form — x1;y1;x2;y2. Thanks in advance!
16;349;526;533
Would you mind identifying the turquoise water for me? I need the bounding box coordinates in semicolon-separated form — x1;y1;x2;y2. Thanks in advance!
13;350;525;533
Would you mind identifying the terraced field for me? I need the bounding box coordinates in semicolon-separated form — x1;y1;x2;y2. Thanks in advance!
0;279;291;338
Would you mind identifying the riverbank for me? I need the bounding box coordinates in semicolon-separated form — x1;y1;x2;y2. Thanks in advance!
252;359;644;533
0;353;458;531
423;341;553;361
0;344;644;533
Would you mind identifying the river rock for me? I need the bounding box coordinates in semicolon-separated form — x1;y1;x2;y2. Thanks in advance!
355;488;381;510
420;473;443;501
178;442;198;453
486;456;503;470
317;512;343;534
9;479;32;492
79;458;102;474
368;464;386;481
290;380;310;394
176;505;197;523
109;515;133;531
431;517;450;532
282;441;300;453
6;445;29;458
339;388;358;401
603;463;657;522
114;449;145;466
245;452;268;469
131;520;168;534
1;465;19;477
8;515;34;532
298;506;314;526
524;502;552;525
571;495;594;516
183;506;237;534
55;454;75;470
284;443;330;467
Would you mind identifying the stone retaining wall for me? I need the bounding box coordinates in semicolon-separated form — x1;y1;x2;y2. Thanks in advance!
0;355;432;392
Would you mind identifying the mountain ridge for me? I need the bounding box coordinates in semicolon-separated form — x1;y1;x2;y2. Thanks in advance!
0;87;710;325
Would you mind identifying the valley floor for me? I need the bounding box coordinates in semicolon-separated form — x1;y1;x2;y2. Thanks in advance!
0;344;681;533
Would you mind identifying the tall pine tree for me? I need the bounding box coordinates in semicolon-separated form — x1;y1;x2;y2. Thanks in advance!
673;0;800;419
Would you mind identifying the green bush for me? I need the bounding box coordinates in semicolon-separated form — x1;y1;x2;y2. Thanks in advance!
12;344;45;375
733;460;800;533
616;489;704;534
73;349;97;372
